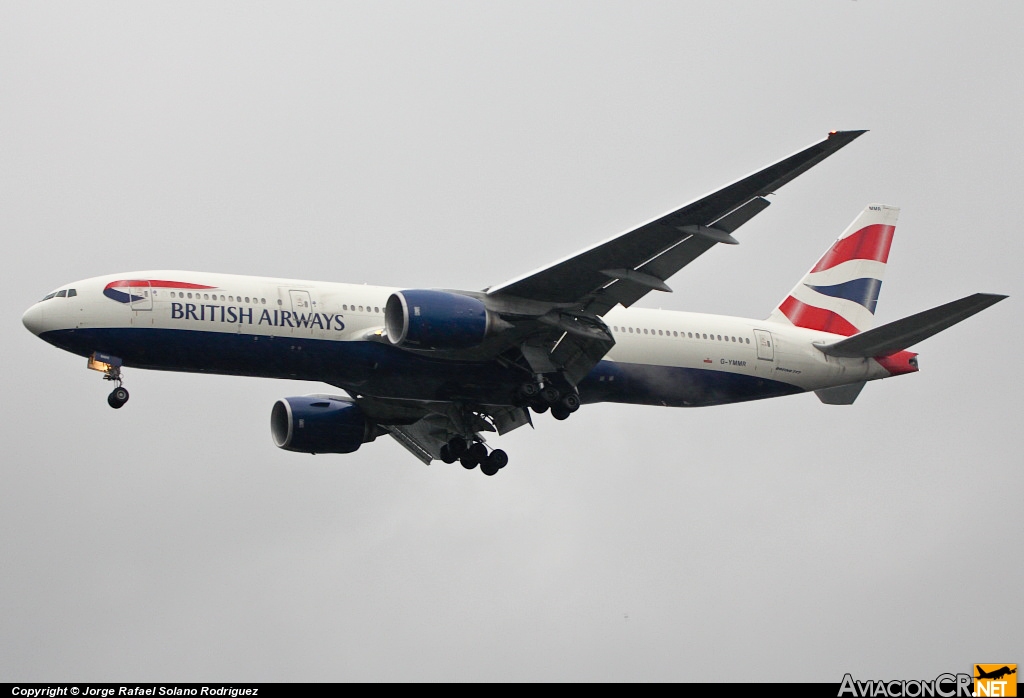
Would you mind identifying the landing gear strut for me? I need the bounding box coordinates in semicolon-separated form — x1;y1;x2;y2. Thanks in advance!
88;352;129;409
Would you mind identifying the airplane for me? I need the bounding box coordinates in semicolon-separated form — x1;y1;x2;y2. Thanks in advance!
21;131;1007;475
975;666;1017;681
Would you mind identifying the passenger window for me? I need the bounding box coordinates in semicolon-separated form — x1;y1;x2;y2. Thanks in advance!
245;297;250;303
203;294;209;300
628;327;633;333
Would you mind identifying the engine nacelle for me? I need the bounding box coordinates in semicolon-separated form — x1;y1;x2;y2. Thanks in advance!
385;289;493;350
271;396;376;454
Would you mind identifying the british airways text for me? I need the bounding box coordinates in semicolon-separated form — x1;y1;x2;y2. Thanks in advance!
170;303;345;330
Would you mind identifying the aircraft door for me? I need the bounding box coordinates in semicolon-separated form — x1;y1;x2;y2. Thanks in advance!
289;290;312;315
753;329;775;361
129;281;153;311
752;329;776;379
286;289;315;337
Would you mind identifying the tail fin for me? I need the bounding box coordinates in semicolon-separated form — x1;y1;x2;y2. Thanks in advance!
767;204;899;336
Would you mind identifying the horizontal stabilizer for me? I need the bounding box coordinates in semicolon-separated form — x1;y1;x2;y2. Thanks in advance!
815;293;1007;358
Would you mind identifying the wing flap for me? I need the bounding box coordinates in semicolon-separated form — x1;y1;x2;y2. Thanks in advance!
386;425;436;464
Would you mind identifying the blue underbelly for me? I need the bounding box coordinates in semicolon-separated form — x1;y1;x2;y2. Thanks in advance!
40;327;801;407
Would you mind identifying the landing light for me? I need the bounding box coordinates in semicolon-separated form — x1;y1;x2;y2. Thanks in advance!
88;352;123;373
88;357;111;373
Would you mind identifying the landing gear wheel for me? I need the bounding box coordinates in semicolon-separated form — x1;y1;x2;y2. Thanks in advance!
530;403;549;414
517;382;539;400
107;386;129;409
487;449;509;470
439;444;457;464
468;442;487;462
560;392;581;412
460;442;488;469
447;436;468;458
540;385;561;404
480;459;500;476
551;404;571;421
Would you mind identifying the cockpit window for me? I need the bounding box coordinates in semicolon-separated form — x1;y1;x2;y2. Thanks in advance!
40;288;77;301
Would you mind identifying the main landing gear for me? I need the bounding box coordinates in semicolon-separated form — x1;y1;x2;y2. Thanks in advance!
88;352;129;409
518;378;581;421
438;436;509;476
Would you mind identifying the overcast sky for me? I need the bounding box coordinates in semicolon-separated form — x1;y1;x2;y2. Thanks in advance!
1;1;1020;682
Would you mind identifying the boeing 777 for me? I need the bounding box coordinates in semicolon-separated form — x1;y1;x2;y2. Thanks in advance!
21;131;1007;475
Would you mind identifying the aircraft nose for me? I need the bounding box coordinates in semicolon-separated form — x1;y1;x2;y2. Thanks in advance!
22;303;45;336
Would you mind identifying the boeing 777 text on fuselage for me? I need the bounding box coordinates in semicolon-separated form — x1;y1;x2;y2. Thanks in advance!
22;131;1006;475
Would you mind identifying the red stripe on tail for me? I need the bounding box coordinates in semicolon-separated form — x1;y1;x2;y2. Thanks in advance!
811;224;895;272
778;296;860;336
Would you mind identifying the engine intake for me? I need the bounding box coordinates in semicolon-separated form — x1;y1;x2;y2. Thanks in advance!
271;396;376;454
385;290;493;350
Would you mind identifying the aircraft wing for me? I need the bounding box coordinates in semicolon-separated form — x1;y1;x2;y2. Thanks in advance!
487;130;866;315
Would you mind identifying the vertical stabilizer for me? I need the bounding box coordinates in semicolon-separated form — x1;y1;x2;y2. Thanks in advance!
767;204;899;336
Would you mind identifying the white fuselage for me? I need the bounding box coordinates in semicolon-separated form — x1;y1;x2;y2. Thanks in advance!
23;270;898;408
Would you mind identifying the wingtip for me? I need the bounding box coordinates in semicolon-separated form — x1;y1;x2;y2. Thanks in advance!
827;129;868;140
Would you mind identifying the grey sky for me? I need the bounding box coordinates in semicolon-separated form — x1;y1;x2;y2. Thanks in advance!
1;1;1020;682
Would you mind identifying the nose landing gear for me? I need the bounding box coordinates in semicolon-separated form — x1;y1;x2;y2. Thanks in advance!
88;352;129;409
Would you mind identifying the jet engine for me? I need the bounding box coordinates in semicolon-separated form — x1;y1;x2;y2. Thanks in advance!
385;289;496;350
271;396;376;454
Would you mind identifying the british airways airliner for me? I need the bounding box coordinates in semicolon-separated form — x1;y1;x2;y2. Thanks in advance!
21;131;1006;475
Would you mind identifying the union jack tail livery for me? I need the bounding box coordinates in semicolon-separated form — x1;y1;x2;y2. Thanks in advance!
768;204;899;336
